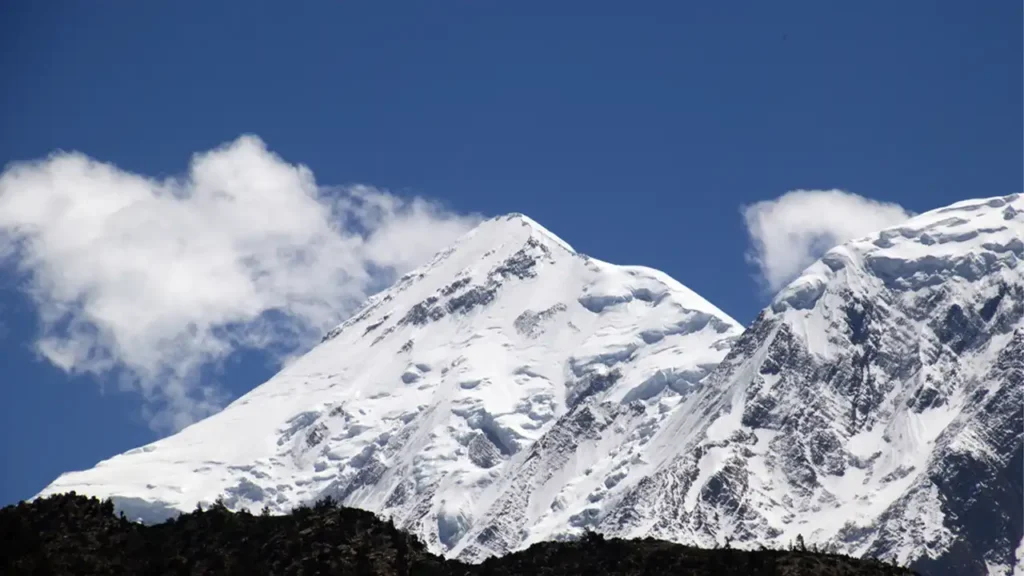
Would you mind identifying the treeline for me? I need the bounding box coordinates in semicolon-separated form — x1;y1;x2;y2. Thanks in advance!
0;492;919;575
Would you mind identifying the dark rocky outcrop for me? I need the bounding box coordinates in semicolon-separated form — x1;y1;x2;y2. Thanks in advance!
1;493;918;576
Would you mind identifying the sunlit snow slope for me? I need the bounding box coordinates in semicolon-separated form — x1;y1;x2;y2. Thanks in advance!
39;196;1023;576
39;213;742;553
588;194;1023;576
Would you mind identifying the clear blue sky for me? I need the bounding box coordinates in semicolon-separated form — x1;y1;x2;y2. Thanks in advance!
1;2;1020;505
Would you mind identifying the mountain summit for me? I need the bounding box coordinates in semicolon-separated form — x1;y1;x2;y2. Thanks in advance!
39;196;1023;575
39;212;743;548
584;194;1023;575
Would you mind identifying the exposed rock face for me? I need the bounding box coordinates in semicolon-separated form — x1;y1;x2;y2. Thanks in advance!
38;196;1024;576
39;212;743;563
586;194;1023;576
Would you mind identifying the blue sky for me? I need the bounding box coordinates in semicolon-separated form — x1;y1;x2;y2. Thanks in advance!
0;2;1020;505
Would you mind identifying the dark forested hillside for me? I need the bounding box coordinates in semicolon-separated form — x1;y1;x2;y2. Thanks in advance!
1;493;918;576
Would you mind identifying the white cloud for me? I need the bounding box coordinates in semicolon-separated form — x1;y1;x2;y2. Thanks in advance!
742;189;912;292
0;135;480;431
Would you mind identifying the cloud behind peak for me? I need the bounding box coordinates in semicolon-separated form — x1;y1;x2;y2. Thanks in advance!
742;189;912;292
0;135;480;431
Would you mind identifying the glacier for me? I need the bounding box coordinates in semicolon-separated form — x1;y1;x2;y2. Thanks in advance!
584;194;1023;575
38;195;1024;575
39;212;743;551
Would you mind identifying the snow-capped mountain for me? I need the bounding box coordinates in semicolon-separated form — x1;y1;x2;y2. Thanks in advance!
38;213;743;546
581;194;1023;575
39;195;1023;576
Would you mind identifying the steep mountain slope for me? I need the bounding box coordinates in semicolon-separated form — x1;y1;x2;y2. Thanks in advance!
581;194;1023;575
37;195;1023;575
38;214;743;552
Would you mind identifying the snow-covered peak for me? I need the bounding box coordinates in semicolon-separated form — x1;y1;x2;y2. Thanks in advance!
324;211;733;348
39;210;743;552
323;212;574;340
36;197;1020;574
446;212;576;260
772;193;1022;315
591;193;1022;575
491;212;578;254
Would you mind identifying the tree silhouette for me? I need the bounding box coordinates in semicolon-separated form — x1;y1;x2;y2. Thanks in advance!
1;492;921;576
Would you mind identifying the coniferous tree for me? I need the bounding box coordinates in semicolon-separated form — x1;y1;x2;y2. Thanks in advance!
1;492;922;576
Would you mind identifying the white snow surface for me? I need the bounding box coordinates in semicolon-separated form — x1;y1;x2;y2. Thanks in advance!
39;212;742;549
585;194;1023;575
38;196;1024;575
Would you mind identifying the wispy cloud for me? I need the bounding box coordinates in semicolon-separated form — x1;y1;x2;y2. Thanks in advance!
0;135;480;431
742;189;912;292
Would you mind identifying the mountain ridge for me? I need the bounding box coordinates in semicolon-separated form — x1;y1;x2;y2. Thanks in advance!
40;210;745;548
37;196;1024;575
579;193;1022;575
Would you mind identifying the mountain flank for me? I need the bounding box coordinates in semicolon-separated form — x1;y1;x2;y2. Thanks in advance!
36;194;1024;575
